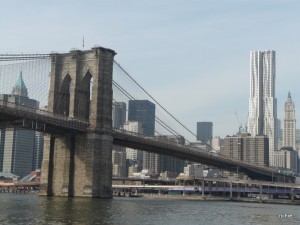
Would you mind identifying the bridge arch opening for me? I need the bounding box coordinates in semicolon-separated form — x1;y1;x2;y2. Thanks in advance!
57;74;71;116
77;71;93;121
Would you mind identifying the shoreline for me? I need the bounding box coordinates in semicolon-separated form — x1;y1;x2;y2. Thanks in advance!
117;193;300;205
2;191;299;205
142;194;229;201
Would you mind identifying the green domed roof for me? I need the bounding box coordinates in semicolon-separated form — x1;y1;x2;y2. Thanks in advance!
12;71;28;97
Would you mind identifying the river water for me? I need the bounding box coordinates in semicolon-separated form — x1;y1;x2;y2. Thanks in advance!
0;193;299;225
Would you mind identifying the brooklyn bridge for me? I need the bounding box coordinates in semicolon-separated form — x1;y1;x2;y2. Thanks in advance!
0;47;294;198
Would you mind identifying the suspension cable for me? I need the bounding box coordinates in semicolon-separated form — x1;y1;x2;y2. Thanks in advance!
113;80;178;137
113;60;212;149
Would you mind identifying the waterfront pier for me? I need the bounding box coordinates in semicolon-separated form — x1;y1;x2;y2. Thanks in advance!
112;177;300;204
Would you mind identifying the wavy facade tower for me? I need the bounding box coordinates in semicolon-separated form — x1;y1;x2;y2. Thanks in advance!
247;50;278;166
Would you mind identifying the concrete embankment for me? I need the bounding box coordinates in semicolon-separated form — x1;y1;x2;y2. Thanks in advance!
141;194;300;205
142;194;230;201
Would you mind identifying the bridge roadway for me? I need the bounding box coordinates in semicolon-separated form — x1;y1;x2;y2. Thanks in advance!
0;100;88;134
0;101;294;182
113;129;292;182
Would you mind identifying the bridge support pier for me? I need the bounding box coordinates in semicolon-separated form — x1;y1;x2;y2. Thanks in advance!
40;135;54;196
40;133;113;198
40;135;75;197
40;47;116;198
73;133;113;197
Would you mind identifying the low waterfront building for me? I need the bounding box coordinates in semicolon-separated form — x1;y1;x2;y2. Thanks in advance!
128;165;138;177
0;172;19;183
180;164;205;178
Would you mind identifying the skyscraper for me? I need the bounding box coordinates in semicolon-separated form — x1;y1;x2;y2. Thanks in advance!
0;72;44;177
283;92;296;149
112;101;127;177
124;121;143;175
223;134;269;167
196;122;213;144
112;145;127;177
112;102;126;129
247;50;278;166
33;131;44;171
123;121;143;171
128;100;156;173
158;135;186;174
128;100;155;136
274;147;298;173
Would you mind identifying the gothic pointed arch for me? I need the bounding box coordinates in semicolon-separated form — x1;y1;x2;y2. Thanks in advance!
56;73;71;116
77;70;93;120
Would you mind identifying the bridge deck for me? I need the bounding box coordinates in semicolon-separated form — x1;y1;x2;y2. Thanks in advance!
113;129;294;182
0;102;295;182
0;101;88;135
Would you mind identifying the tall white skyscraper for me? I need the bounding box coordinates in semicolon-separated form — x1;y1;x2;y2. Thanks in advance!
247;50;278;166
283;91;296;149
123;121;143;166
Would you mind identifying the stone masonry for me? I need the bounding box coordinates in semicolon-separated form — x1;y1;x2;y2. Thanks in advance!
40;47;116;197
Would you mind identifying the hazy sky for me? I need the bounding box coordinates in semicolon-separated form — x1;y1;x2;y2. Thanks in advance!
1;0;300;138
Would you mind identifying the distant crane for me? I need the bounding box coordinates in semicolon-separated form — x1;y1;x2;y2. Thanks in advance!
235;111;243;134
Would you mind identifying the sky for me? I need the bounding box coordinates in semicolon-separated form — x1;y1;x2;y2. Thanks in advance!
1;0;300;139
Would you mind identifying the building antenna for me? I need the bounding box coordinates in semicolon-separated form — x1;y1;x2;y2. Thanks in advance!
82;36;85;49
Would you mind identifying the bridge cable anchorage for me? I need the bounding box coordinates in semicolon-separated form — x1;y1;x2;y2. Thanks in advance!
113;60;213;150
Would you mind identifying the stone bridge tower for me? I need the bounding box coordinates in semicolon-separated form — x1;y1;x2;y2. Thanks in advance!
40;47;116;197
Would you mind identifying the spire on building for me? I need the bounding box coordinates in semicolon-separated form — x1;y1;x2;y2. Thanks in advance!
283;90;296;149
287;91;292;102
12;71;28;97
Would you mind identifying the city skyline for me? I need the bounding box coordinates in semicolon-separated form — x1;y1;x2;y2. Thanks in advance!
0;74;43;177
1;1;300;138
